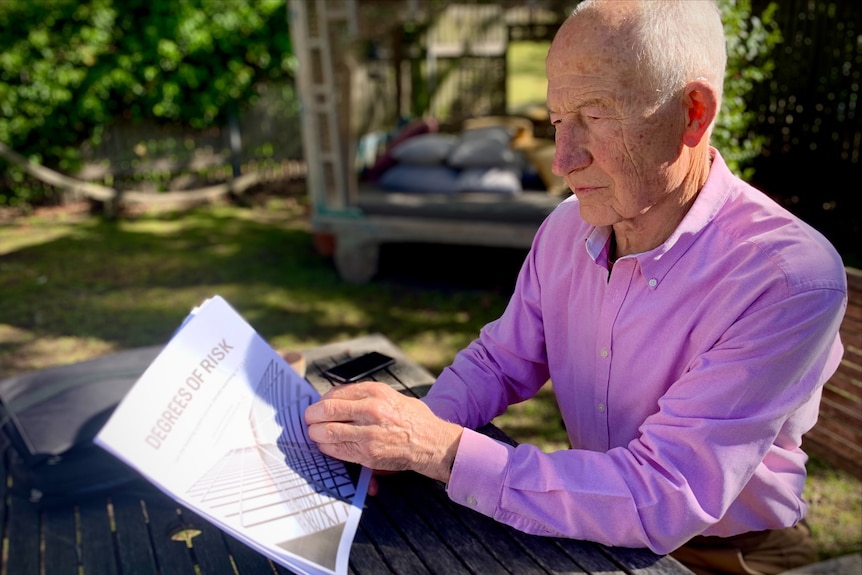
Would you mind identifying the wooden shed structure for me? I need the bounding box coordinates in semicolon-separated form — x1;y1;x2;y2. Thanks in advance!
287;0;571;283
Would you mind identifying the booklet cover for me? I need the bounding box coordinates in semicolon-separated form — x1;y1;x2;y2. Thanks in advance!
95;295;370;575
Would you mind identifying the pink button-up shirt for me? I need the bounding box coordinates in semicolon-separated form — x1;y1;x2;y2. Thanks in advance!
422;149;847;554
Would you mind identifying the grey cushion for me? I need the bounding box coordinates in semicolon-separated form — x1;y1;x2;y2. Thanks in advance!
447;126;518;168
378;164;459;193
391;133;459;165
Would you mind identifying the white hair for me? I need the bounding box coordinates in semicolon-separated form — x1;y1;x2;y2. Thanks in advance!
571;0;727;109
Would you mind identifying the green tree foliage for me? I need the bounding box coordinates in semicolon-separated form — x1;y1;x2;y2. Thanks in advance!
0;0;294;203
715;0;782;178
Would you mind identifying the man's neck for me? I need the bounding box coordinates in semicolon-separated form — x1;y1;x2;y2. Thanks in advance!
612;147;712;258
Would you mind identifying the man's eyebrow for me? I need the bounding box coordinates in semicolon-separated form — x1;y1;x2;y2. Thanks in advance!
548;98;609;115
578;98;609;109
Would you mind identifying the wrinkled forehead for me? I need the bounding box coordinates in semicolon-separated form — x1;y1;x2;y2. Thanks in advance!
547;9;639;79
546;12;643;98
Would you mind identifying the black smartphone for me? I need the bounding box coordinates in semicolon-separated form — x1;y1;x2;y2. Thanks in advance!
323;351;396;383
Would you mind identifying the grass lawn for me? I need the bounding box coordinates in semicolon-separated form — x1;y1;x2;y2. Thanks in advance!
507;41;550;112
1;189;859;561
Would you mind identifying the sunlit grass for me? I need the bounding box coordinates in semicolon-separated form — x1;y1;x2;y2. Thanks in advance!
492;382;571;452
804;457;862;559
0;194;513;372
507;41;550;113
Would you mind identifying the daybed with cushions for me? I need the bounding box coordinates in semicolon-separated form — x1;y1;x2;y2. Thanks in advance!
356;115;568;223
319;116;569;283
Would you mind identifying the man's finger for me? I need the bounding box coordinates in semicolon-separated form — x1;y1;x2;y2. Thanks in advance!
307;420;350;444
306;384;392;425
314;438;364;464
319;380;387;401
307;418;378;445
305;397;363;424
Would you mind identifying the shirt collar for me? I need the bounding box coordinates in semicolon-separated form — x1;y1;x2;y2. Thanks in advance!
584;147;734;287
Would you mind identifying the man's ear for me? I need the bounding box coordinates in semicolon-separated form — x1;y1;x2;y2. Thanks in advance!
682;80;718;148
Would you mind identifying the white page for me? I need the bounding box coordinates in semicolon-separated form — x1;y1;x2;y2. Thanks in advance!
95;295;370;575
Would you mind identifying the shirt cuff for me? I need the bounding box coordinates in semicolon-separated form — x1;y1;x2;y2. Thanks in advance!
447;427;513;518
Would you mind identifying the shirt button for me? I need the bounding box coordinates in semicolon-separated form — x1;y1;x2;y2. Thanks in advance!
648;278;657;287
600;348;609;358
597;403;606;413
467;496;478;506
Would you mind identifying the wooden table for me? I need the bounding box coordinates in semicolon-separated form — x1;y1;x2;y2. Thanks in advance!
1;334;693;575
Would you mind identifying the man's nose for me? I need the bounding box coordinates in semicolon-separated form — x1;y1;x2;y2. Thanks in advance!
551;124;591;176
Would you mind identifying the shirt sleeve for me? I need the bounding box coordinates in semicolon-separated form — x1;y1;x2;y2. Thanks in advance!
432;284;846;554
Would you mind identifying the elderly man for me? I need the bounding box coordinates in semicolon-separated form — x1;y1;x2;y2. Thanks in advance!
305;1;847;573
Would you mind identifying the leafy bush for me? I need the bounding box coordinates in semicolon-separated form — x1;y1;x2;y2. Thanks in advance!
0;0;295;205
715;0;782;178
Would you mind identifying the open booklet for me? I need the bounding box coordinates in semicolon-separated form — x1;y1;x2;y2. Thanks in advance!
95;295;371;575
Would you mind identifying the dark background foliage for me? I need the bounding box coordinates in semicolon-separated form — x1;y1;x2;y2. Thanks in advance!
745;0;860;264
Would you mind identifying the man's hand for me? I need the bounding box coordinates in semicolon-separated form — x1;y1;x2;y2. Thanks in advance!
304;381;463;484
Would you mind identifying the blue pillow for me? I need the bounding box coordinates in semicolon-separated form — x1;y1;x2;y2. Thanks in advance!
390;133;459;165
378;164;459;193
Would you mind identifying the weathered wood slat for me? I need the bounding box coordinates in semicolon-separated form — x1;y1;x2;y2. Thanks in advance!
364;474;469;574
824;369;862;396
5;493;42;574
177;507;239;575
600;545;702;575
78;498;121;575
138;496;199;575
782;551;862;575
42;505;78;575
818;390;862;423
418;481;553;574
803;429;862;475
222;531;291;574
111;493;161;575
349;523;398;575
356;496;434;575
509;531;595;575
839;309;861;330
389;473;514;574
804;267;862;478
813;414;862;459
804;429;862;460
